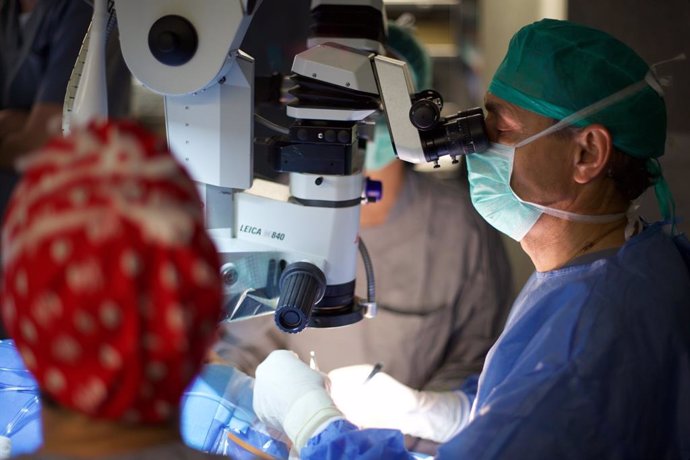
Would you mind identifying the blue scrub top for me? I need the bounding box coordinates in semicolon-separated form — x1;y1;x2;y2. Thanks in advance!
303;223;690;459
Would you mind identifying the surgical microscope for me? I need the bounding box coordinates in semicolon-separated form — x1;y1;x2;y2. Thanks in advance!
69;0;488;333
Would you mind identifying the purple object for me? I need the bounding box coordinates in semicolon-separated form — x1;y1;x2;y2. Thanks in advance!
364;178;383;203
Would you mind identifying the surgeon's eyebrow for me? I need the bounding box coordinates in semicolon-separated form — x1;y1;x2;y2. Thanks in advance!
484;99;501;115
485;99;513;118
485;99;523;131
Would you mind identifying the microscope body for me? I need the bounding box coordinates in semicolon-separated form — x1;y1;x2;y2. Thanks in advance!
103;0;487;332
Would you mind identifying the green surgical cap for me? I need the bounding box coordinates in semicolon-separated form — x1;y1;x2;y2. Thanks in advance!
387;23;433;91
489;18;667;159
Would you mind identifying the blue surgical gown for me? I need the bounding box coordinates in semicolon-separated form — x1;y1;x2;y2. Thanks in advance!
303;223;690;459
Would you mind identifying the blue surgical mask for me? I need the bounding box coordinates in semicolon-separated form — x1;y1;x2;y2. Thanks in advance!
465;143;542;241
466;141;628;241
364;121;397;172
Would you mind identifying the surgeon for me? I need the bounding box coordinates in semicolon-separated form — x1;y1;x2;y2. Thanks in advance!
212;21;511;453
0;0;131;278
250;19;690;459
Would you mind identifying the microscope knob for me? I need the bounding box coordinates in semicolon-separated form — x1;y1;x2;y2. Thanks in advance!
275;262;326;333
148;15;198;66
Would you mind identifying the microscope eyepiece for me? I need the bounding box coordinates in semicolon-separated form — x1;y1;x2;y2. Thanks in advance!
409;90;443;131
405;91;489;163
417;107;489;163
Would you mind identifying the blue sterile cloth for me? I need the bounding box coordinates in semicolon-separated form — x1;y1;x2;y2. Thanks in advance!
0;340;42;457
180;364;289;459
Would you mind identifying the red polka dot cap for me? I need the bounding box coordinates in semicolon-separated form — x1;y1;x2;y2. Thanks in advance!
1;120;222;423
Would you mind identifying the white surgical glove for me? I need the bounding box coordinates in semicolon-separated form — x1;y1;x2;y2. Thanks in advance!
253;350;343;451
328;365;470;443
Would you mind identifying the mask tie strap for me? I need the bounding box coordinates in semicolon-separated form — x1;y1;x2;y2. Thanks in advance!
515;79;649;149
645;54;684;235
646;53;687;96
647;158;677;235
514;53;686;150
624;204;641;240
514;193;627;224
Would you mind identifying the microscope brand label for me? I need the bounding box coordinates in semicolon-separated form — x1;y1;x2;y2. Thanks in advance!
240;225;262;235
239;224;286;241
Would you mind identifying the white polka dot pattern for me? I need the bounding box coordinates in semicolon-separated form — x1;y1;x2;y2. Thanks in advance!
99;345;122;370
161;263;178;289
120;250;141;277
1;120;223;424
15;270;28;296
20;319;37;343
69;187;89;206
3;296;16;327
166;303;185;331
51;239;71;263
192;260;215;286
31;291;62;327
53;335;82;363
66;259;104;293
73;377;107;412
45;368;66;392
99;300;121;329
86;215;121;243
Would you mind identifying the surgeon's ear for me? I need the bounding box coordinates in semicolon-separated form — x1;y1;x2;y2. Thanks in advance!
571;124;613;184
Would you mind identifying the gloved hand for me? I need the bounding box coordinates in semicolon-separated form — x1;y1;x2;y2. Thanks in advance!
253;350;343;451
328;365;471;443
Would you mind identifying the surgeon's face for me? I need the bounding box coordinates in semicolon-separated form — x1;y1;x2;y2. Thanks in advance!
483;93;579;208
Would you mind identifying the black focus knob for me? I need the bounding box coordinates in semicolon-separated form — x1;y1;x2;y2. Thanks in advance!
409;99;440;131
274;262;326;333
148;15;198;66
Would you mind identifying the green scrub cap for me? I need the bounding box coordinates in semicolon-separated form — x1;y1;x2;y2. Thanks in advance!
490;19;676;221
490;19;666;159
386;22;433;92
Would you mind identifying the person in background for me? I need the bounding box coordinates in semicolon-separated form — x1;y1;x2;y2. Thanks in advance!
250;19;690;459
0;0;131;255
211;22;512;452
0;120;226;459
